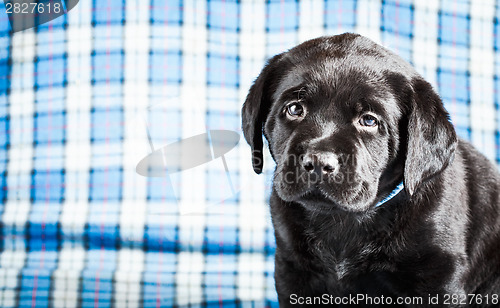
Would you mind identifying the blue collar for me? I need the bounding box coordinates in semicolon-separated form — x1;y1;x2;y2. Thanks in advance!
374;181;405;208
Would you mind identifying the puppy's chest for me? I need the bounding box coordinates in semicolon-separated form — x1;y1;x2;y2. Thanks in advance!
309;236;395;281
308;240;412;296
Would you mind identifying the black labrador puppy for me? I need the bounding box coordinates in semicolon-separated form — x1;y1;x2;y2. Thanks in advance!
241;33;500;307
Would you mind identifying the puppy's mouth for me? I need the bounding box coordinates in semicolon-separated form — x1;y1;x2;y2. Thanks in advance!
273;162;378;212
311;188;371;213
294;186;353;212
277;181;374;212
301;187;330;202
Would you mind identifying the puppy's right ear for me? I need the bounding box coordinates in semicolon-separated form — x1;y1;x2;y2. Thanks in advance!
241;55;283;174
404;78;458;196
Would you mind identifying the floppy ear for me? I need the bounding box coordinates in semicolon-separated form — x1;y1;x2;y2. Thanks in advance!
241;54;283;174
404;78;458;196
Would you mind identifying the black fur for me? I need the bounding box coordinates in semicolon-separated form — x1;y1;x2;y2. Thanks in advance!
241;33;500;307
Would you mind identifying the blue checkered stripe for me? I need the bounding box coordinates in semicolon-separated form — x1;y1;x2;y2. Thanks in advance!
0;0;499;307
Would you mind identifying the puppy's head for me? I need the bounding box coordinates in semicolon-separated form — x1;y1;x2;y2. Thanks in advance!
242;33;457;212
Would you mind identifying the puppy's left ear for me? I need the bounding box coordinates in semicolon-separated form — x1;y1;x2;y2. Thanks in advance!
404;78;458;196
241;54;283;174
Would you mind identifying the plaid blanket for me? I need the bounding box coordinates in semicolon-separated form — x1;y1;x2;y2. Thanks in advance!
0;0;498;307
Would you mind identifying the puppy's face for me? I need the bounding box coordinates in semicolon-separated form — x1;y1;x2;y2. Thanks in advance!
266;64;402;211
242;34;457;213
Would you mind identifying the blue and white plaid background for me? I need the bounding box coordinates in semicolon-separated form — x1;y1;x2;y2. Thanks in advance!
0;0;499;307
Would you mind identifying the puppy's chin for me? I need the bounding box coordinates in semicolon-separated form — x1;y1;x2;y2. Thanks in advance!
275;181;377;213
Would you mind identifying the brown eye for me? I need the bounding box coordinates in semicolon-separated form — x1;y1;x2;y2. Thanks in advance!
286;102;305;118
359;114;378;127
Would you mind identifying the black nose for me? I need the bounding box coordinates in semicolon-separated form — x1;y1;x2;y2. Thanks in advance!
302;152;338;175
